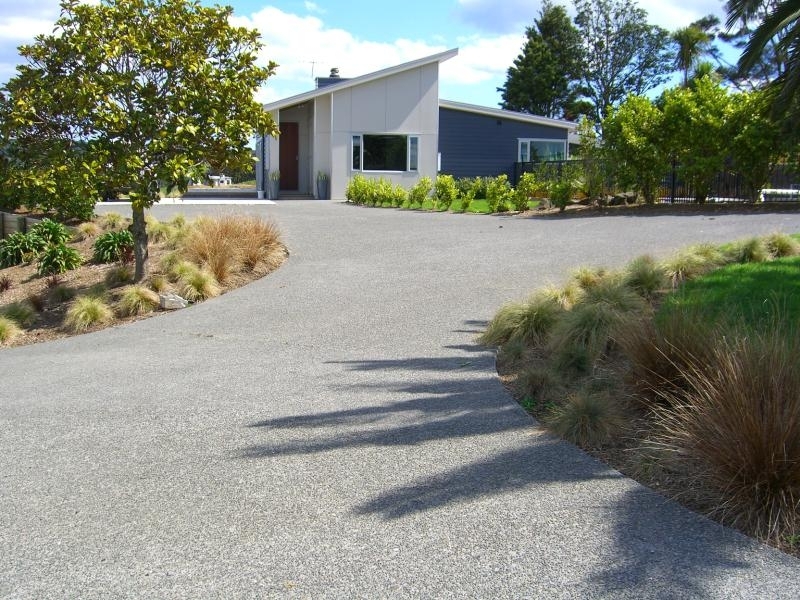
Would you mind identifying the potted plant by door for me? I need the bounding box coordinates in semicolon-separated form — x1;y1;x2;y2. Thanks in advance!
316;171;329;200
268;170;280;200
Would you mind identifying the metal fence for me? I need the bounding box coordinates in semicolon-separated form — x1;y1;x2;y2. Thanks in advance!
513;160;800;203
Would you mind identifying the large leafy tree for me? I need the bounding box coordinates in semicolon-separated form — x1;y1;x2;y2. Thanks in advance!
573;0;675;123
722;0;790;89
727;0;800;121
498;1;585;118
601;95;668;203
0;0;277;280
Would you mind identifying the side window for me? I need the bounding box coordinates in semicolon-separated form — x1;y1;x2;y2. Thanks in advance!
352;135;362;171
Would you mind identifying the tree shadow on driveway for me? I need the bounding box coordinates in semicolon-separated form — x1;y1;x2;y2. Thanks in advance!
237;335;790;596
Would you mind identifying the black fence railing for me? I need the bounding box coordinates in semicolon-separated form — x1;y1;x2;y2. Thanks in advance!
513;160;800;203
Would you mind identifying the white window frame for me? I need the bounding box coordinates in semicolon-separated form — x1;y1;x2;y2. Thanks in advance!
351;133;419;172
518;138;568;163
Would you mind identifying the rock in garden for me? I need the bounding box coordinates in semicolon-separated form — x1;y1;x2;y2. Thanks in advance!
159;293;188;310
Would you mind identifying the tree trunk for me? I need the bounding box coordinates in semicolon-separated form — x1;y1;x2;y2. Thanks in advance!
131;205;149;282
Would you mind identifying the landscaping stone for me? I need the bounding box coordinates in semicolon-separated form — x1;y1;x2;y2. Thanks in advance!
159;292;188;310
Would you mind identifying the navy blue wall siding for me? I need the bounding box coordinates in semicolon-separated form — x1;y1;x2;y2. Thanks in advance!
438;107;569;179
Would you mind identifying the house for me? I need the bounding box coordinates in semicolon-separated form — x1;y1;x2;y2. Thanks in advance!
256;49;575;199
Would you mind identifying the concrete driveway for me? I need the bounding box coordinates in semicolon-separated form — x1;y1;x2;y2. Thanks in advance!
2;201;799;598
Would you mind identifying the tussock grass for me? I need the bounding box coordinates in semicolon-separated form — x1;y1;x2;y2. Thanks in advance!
624;255;667;298
149;275;168;293
74;221;101;241
48;285;76;304
98;212;125;230
180;215;284;282
571;266;609;290
540;283;583;310
764;232;800;258
146;218;175;243
65;296;113;332
0;316;21;344
478;302;528;347
105;265;133;288
170;260;200;282
2;301;36;327
519;366;562;404
726;237;770;264
118;285;160;316
649;325;800;545
662;246;722;287
179;268;220;302
547;390;629;448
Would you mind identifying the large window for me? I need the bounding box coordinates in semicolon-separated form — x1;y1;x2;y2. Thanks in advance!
352;134;419;172
518;139;567;163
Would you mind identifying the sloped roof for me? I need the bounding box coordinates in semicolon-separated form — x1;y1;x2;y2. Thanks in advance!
439;99;576;131
263;48;459;112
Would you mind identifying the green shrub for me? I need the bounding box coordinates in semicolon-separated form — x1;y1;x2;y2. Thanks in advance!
485;175;512;212
408;176;433;208
93;230;134;263
0;231;46;267
37;243;82;276
513;172;543;212
64;296;113;332
547;390;628;447
434;174;458;211
0;315;21;345
345;174;372;205
549;179;574;212
2;301;37;327
458;188;475;213
118;285;160;316
29;218;71;245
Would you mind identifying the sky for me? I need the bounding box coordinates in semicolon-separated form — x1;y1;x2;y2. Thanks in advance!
0;0;733;109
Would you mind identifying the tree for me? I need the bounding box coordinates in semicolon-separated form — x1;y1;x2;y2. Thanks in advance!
0;0;277;280
498;1;584;118
573;0;675;123
601;95;667;203
726;0;800;120
661;76;732;202
721;0;790;89
673;25;714;86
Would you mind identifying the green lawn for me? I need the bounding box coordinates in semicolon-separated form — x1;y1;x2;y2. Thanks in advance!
660;254;800;331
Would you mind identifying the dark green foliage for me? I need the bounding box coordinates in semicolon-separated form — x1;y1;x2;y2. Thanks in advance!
37;243;82;276
499;1;584;119
29;218;71;245
93;230;134;263
0;231;46;267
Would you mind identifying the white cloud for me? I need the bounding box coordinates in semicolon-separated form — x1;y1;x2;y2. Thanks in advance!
303;1;325;14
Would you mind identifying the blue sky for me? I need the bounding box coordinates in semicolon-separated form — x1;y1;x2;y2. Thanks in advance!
0;0;732;108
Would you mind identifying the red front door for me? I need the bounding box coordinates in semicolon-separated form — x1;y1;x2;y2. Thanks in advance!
279;122;299;191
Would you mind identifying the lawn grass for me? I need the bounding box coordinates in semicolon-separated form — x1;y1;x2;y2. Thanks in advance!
659;255;800;331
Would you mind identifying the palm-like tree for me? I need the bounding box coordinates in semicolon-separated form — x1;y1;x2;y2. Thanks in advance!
727;0;800;113
673;26;713;85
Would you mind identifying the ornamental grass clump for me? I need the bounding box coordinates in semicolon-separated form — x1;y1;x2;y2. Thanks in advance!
726;236;770;264
2;301;37;327
179;268;220;302
624;255;667;298
763;232;800;258
0;316;21;345
65;296;113;332
648;324;800;546
118;285;160;316
547;389;629;448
